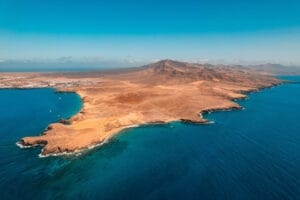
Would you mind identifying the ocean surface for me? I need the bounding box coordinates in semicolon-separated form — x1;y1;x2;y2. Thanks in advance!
0;77;299;200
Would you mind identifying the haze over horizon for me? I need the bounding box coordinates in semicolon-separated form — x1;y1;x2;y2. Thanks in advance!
1;0;300;69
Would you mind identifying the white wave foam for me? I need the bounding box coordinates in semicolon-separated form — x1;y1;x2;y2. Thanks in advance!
38;139;109;158
125;124;140;128
16;142;33;149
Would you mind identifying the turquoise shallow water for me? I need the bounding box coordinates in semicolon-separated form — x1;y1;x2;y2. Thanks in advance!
0;77;300;200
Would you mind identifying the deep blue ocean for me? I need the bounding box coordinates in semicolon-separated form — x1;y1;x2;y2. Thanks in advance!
0;77;299;200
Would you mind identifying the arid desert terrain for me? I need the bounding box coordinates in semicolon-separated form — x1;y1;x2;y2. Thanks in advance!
0;60;282;156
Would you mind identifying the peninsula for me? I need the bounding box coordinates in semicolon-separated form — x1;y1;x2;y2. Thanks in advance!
0;60;282;156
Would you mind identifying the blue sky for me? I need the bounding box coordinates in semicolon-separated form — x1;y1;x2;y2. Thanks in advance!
0;0;300;67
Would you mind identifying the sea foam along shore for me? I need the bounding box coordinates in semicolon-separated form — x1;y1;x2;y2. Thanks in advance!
14;96;252;158
16;105;244;158
16;81;283;158
16;124;141;158
16;139;110;158
37;124;143;158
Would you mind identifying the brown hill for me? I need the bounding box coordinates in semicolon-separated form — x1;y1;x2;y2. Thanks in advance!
106;59;278;88
245;63;300;75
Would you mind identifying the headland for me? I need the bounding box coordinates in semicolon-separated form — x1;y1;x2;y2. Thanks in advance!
0;60;282;156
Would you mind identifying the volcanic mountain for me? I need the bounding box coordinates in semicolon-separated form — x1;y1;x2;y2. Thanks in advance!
0;60;282;156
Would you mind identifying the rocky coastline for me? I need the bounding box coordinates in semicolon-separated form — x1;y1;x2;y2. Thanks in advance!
0;60;283;157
